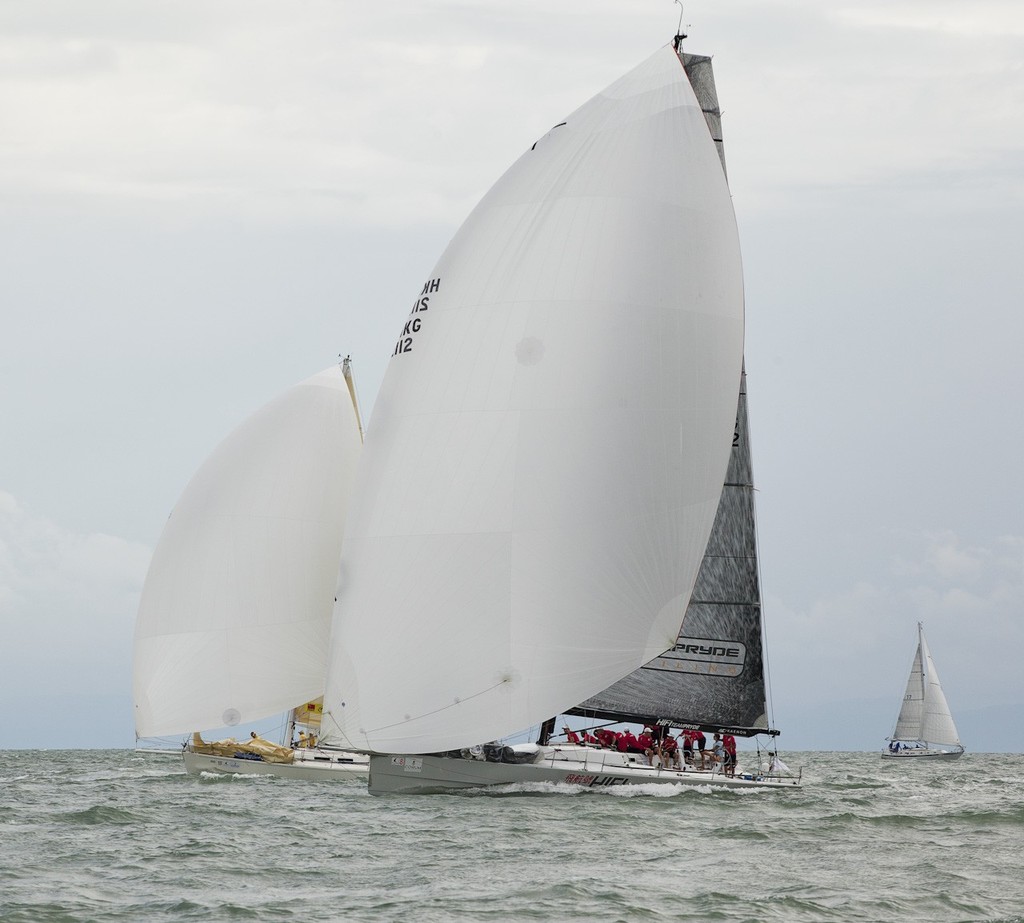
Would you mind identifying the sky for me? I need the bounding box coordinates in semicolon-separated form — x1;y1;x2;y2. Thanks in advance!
1;0;1022;752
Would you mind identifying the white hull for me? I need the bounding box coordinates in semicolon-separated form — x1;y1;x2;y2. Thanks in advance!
880;747;964;761
368;746;800;794
183;746;368;780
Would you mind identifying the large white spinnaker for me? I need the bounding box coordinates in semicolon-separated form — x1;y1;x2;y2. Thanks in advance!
133;364;363;738
322;45;746;755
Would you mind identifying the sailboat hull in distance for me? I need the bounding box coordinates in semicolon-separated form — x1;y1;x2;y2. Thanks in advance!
133;362;369;780
880;747;963;761
183;747;368;780
367;748;799;794
881;622;965;761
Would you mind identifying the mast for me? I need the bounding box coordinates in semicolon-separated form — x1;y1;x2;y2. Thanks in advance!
917;622;927;716
340;354;365;443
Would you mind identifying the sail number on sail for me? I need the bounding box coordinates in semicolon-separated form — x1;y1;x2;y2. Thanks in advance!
393;277;440;356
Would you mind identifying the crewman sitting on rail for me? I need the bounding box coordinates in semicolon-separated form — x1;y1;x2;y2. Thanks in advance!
662;733;681;769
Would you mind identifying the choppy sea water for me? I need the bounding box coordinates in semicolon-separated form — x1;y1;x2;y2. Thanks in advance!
2;749;1022;922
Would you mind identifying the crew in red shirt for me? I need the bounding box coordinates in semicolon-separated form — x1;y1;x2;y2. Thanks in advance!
680;729;694;765
662;733;680;769
693;730;707;768
722;733;737;776
616;730;643;754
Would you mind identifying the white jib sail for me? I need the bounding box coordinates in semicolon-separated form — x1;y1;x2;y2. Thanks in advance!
322;45;746;754
133;366;363;738
919;633;961;747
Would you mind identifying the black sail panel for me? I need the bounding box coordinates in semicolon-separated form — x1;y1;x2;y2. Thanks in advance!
570;368;771;737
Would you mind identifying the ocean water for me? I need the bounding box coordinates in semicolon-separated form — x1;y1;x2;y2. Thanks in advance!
2;749;1022;923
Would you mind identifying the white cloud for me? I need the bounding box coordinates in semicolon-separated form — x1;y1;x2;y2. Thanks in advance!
767;529;1024;724
893;529;987;582
835;1;1024;37
0;491;150;710
5;1;1017;228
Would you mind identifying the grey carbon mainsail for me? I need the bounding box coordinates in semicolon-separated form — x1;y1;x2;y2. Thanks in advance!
568;50;774;739
569;368;772;737
678;52;728;181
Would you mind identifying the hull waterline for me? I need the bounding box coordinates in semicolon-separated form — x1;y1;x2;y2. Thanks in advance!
183;747;368;780
368;747;800;794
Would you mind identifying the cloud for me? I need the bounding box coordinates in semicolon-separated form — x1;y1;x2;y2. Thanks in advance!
893;529;988;582
767;528;1024;724
1;2;627;228
0;491;150;711
6;0;1018;229
901;534;1024;633
835;1;1024;37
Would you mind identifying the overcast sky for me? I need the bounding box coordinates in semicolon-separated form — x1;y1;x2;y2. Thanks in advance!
2;1;1022;752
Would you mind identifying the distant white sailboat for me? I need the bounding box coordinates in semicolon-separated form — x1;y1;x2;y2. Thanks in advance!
318;39;798;793
132;360;368;779
882;622;964;761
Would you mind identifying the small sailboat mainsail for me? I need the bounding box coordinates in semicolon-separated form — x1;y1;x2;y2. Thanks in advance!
132;360;369;778
882;622;964;760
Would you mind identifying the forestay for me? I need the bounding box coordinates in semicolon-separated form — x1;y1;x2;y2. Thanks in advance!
321;45;746;754
133;366;363;738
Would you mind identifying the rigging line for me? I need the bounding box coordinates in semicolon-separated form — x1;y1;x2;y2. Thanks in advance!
362;678;513;737
320;709;364;753
745;373;779;743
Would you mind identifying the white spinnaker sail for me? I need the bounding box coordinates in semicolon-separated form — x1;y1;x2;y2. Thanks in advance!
133;366;363;738
919;633;961;747
322;46;745;754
